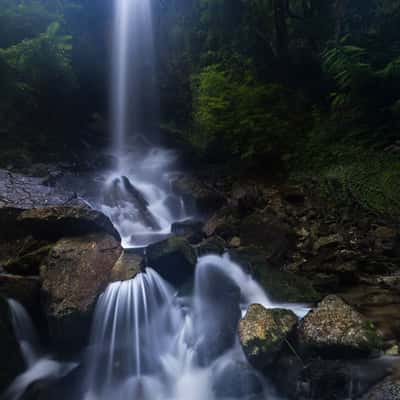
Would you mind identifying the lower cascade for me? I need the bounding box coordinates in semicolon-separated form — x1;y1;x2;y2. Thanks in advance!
4;255;309;400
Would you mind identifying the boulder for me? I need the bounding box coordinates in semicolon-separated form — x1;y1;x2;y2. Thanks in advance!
194;236;226;256
102;176;160;231
238;304;298;368
172;175;225;215
0;274;41;312
145;237;197;286
17;204;120;242
298;295;382;357
40;233;122;349
203;213;238;240
110;251;143;282
171;219;204;244
0;297;24;392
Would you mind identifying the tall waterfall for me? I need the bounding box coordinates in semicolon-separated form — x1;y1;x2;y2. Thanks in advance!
102;0;187;248
111;0;157;156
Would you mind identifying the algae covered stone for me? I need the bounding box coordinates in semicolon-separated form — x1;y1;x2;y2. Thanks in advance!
298;295;382;357
238;303;298;368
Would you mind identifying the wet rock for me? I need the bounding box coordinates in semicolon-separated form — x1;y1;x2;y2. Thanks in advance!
0;297;24;392
0;169;72;211
172;175;225;215
0;274;41;311
298;295;382;357
212;361;265;399
203;213;238;240
238;304;298;368
40;233;122;349
229;236;241;248
145;237;197;286
361;374;400;399
110;251;143;282
313;234;343;252
17;204;121;242
232;248;320;303
102;176;161;231
239;213;295;265
194;236;226;256
171;219;204;244
195;262;241;364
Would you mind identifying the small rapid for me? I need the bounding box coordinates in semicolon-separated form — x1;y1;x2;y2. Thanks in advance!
3;300;76;400
73;254;294;400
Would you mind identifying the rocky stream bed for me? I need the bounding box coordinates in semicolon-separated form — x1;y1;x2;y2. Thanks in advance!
0;164;399;399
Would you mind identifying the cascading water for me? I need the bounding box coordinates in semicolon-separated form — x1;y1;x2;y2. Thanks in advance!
73;254;302;400
2;2;310;399
4;300;76;400
101;0;187;248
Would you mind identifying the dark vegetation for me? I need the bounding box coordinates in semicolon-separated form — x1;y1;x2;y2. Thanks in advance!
1;0;400;215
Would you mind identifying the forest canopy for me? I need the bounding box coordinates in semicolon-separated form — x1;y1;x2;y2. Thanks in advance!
1;0;400;213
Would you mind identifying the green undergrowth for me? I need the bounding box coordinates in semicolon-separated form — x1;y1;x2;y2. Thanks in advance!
291;130;400;217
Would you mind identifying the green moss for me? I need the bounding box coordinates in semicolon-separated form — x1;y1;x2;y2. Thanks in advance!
291;128;400;217
362;320;384;351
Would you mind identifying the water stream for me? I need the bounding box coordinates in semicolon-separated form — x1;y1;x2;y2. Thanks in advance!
2;1;309;398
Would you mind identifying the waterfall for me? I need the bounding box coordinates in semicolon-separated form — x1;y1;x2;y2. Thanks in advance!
4;300;76;400
76;255;294;400
101;0;188;248
111;0;157;156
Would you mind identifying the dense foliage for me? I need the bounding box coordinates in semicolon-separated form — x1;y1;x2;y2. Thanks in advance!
0;0;400;213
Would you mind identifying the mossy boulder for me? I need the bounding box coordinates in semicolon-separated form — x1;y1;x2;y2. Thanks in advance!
145;237;197;286
238;304;298;368
0;297;24;393
40;232;122;349
298;295;382;358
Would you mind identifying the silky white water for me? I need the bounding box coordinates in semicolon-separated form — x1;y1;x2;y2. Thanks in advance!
3;254;309;400
4;300;76;400
73;254;302;400
103;0;188;248
2;1;309;398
